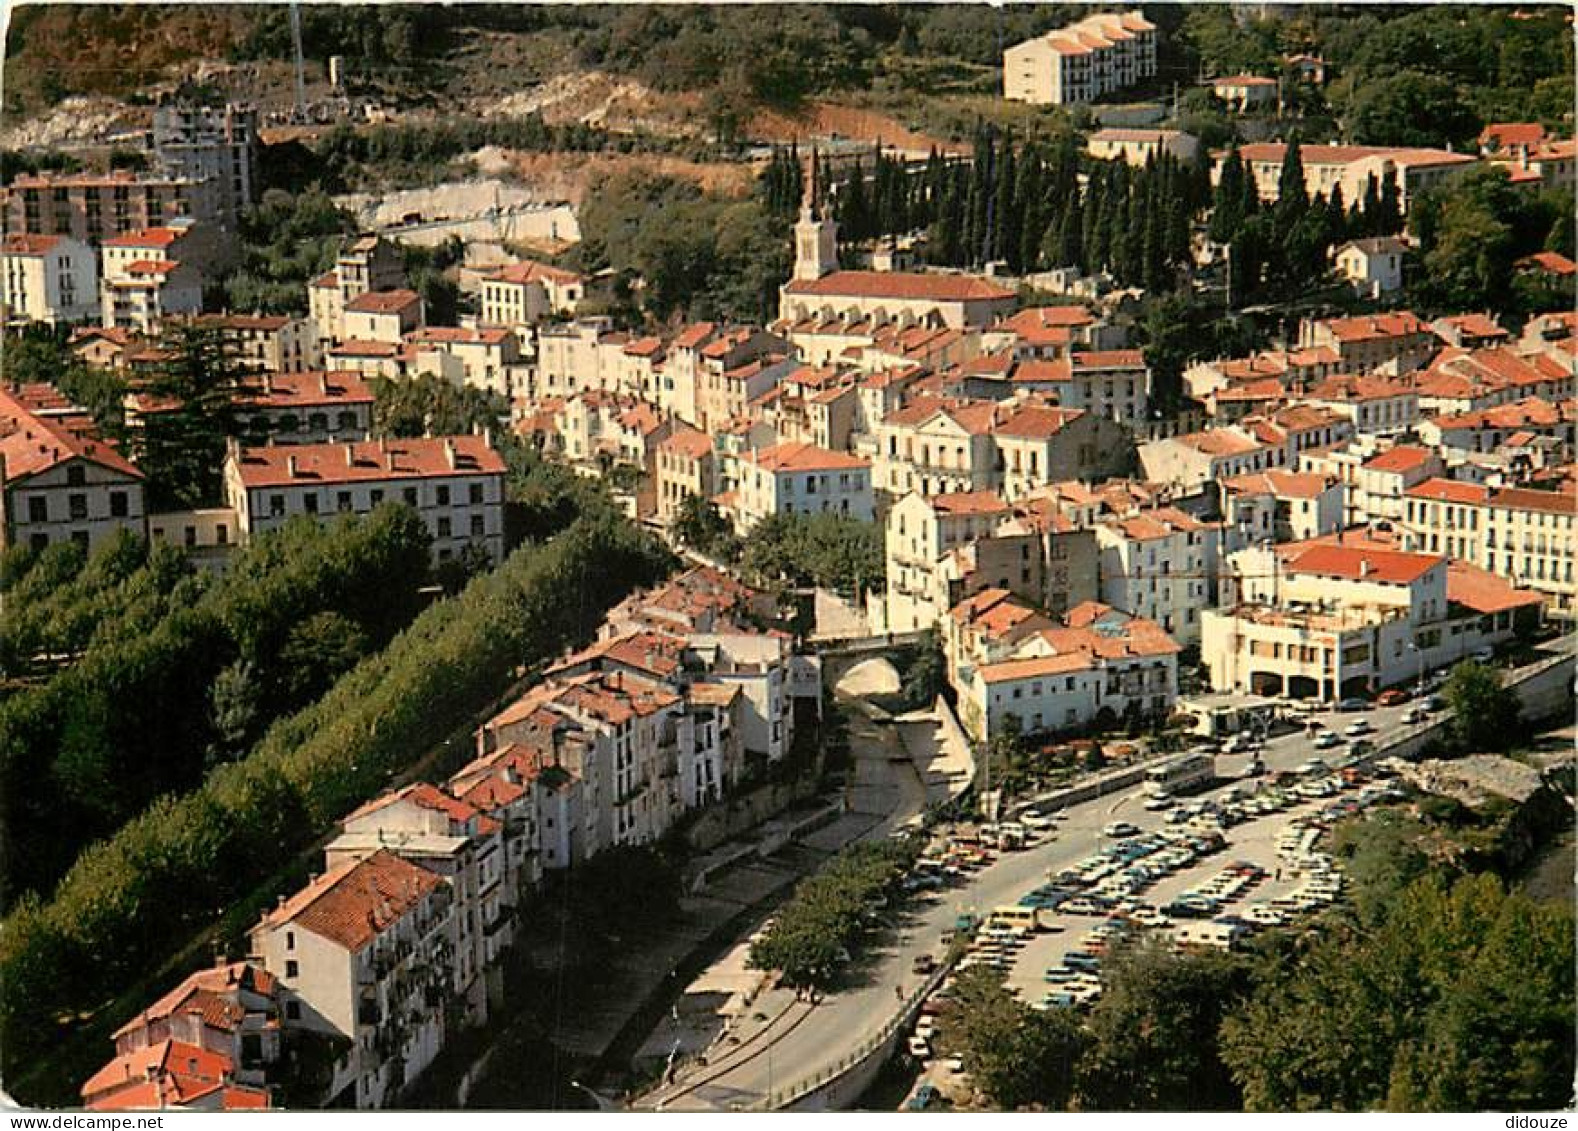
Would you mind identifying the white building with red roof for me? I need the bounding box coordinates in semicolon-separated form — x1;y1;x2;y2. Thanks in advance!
82;960;280;1111
955;593;1179;741
406;324;524;399
1227;143;1478;212
1204;536;1544;700
194;312;321;373
1210;74;1279;113
726;441;873;532
330;783;505;1018
1348;443;1446;525
249;849;452;1109
1137;425;1280;493
308;234;406;349
342;288;424;344
1297;310;1438;374
231;370;375;444
1;386;145;553
479;259;584;326
1094;505;1220;646
1;231;97;325
1221;469;1344;544
98;221;205;333
222;434;506;565
1004;10;1157;106
1401;477;1576;618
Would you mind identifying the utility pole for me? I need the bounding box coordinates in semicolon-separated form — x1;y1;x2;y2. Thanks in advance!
289;2;307;121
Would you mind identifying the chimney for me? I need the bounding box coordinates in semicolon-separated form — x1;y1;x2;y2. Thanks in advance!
261;372;272;396
345;444;355;467
444;438;457;470
1360;559;1371;578
319;371;328;397
286;454;298;478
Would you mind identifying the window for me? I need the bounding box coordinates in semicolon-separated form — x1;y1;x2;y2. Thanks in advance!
303;493;319;514
269;494;286;517
217;524;229;545
285;1001;300;1021
27;496;47;523
66;463;84;487
337;491;353;512
286;931;295;951
470;514;485;537
438;516;452;538
370;489;384;507
437;485;451;506
68;494;88;520
184;526;197;547
109;491;128;518
30;532;48;552
403;487;418;506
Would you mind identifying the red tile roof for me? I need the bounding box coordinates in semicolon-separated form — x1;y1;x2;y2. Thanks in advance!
745;441;868;473
2;233;64;256
1362;445;1435;473
1404;477;1491;505
345;288;421;314
82;1041;231;1105
241;371;373;408
672;322;718;350
1518;250;1578;276
1286;544;1441;585
113;962;275;1040
231;434;504;488
783;270;1015;302
261;849;443;953
1447;560;1545;615
489;260;582;286
930;490;1009;515
0;388;143;482
102;227;185;250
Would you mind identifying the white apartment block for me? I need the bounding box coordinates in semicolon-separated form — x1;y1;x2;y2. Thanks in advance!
308;235;406;349
1401;478;1577;618
1221;470;1345;545
725;442;873;533
1203;540;1543;701
99;225;204;333
479;260;584;327
1003;10;1158;106
222;435;506;565
250;850;454;1110
199;313;321;373
1094;506;1220;646
406;325;523;399
885;490;1013;634
1228;143;1477;213
1;388;146;554
1;232;97;325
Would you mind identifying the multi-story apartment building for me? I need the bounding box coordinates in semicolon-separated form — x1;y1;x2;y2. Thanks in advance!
885;490;1014;634
1227;144;1477;212
1300;375;1419;435
965;349;1152;430
1296;310;1439;374
99;223;207;332
1203;539;1544;700
875;395;1131;499
654;425;718;527
725;442;874;532
694;329;795;432
308;236;406;349
1094;506;1219;646
1003;10;1158;106
81;962;278;1111
984;304;1107;360
2;170;220;244
1137;426;1280;493
196;313;321;373
1221;470;1344;544
230;371;374;444
1400;478;1577;618
1087;127;1199;167
329;785;504;1020
406;326;522;399
1412;346;1575;415
342;289;425;344
955;594;1179;741
1;232;98;325
250;850;454;1110
479;260;584;327
1418;396;1576;457
757;365;861;451
1;387;146;553
151;101;257;221
222;435;506;565
1348;444;1445;525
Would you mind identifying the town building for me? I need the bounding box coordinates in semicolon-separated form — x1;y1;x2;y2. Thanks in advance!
478;260;584;327
1003;10;1158;106
222;435;506;565
2;170;220;244
249;850;454;1110
1136;425;1280;492
1203;538;1544;700
232;370;375;443
653;425;719;528
1093;505;1219;645
1220;469;1344;544
1210;74;1279;112
405;326;523;399
196;313;321;373
955;594;1180;741
723;441;873;532
1;232;98;325
1;387;145;553
1296;310;1438;374
1400;477;1577;618
1333;236;1407;299
151;101;257;222
342;289;425;345
1086;128;1199;166
1226;143;1478;212
308;236;406;349
99;223;209;332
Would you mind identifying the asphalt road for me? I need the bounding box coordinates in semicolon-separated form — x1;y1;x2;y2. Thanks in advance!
656;696;1431;1110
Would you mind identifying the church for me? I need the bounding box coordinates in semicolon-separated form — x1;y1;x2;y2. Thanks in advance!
777;172;1018;332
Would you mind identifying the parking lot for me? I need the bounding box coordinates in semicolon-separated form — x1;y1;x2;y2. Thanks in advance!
938;761;1410;1013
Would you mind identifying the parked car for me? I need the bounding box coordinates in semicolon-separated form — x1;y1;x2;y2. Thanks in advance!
912;953;938;976
1103;821;1141;838
1344;719;1374;737
1337;698;1370;712
1376;688;1409;707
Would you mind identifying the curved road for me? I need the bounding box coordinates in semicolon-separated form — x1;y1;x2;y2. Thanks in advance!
645;697;1431;1111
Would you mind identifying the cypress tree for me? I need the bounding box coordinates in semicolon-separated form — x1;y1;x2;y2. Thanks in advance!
1211;147;1245;244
